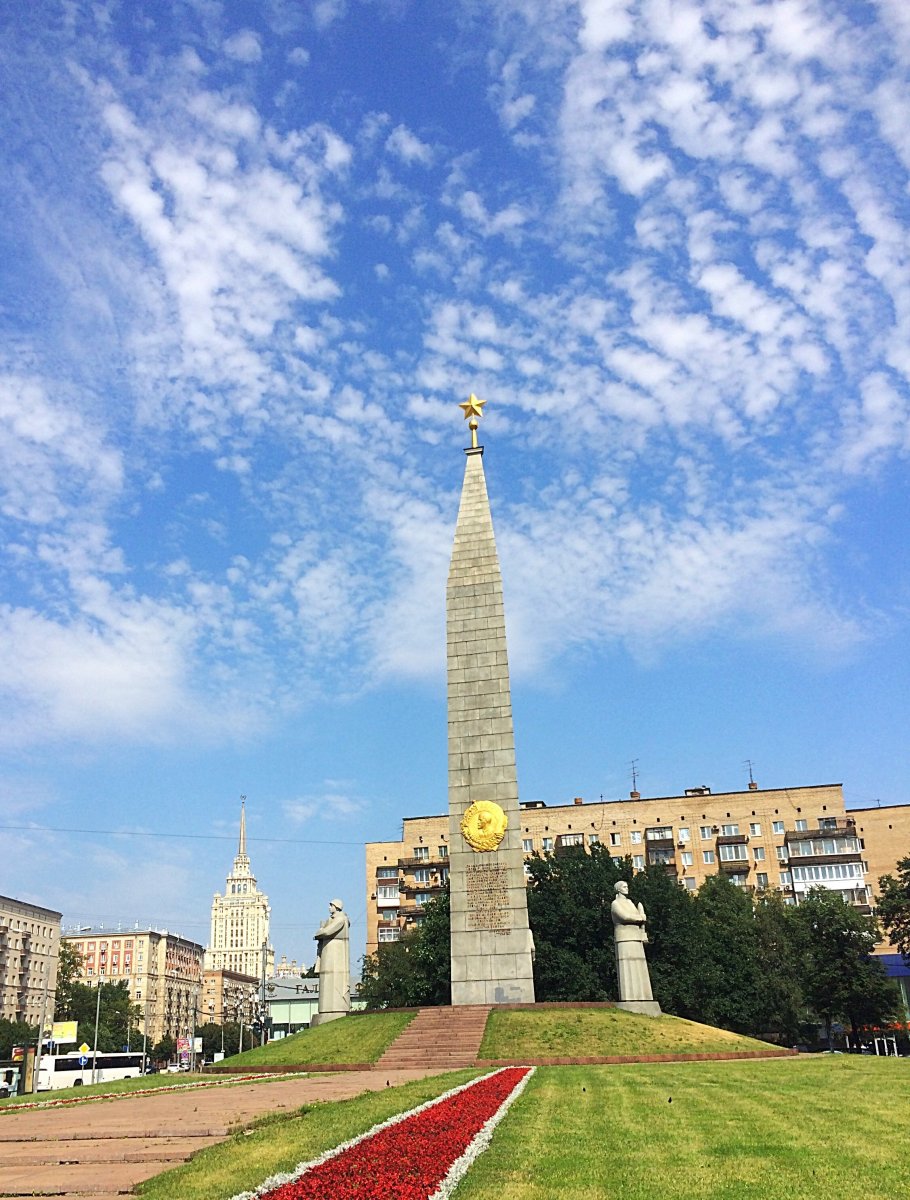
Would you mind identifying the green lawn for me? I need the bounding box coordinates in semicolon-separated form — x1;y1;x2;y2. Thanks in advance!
479;1006;776;1059
457;1058;910;1200
220;1010;416;1067
137;1056;910;1200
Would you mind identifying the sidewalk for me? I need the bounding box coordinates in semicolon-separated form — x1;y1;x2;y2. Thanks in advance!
0;1069;439;1197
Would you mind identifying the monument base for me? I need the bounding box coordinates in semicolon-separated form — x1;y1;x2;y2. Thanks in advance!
310;1011;347;1027
615;1000;662;1017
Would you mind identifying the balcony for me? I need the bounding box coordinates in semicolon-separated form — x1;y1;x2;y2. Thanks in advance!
716;833;749;846
718;857;751;873
398;855;443;869
399;879;446;895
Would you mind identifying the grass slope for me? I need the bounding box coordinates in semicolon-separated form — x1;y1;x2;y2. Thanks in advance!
457;1058;910;1200
221;1010;416;1067
479;1007;776;1059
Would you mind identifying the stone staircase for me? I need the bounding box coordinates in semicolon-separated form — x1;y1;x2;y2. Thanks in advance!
376;1006;492;1071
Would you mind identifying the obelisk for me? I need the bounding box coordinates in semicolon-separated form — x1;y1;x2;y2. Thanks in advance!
447;395;535;1005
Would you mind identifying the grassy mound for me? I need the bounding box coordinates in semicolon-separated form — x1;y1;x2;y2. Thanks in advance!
479;1007;776;1059
220;1010;416;1068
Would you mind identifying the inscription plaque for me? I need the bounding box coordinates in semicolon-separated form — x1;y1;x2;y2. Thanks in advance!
466;863;512;933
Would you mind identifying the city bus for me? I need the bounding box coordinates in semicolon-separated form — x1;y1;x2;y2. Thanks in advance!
36;1051;147;1091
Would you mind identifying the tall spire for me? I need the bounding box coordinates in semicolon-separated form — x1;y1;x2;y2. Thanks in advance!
446;394;535;1005
238;795;247;858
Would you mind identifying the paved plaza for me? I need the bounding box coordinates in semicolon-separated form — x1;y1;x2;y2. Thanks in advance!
0;1070;437;1197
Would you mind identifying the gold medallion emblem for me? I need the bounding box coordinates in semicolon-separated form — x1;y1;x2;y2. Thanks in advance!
460;800;508;852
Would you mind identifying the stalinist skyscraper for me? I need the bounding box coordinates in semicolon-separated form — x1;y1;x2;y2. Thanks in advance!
207;798;275;979
446;395;535;1004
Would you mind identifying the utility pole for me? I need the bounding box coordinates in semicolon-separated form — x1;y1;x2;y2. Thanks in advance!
31;965;51;1094
91;982;102;1085
260;938;268;1047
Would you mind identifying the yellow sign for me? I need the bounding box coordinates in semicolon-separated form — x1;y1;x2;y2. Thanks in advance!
460;801;508;852
52;1021;78;1044
78;1042;90;1055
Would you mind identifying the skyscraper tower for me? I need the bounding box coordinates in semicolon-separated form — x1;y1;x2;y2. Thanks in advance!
446;396;535;1004
207;798;275;980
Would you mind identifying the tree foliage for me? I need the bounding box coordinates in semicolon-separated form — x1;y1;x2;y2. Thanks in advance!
0;1020;36;1059
876;856;910;963
59;981;142;1053
54;941;84;1018
792;887;899;1048
359;891;452;1009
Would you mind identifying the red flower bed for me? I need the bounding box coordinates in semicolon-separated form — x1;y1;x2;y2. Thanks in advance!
259;1067;530;1200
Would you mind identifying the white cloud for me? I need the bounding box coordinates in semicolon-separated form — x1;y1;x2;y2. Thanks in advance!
224;30;262;63
386;125;433;166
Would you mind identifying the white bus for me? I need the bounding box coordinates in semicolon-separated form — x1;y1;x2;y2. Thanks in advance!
36;1051;147;1091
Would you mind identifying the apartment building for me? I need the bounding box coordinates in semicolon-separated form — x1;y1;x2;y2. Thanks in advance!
201;967;259;1027
0;896;61;1028
62;927;204;1045
365;783;909;954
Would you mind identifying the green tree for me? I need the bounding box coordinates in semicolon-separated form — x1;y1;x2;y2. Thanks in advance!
359;892;452;1009
751;890;806;1044
151;1033;176;1063
526;844;623;1001
53;942;84;1019
691;874;763;1034
0;1019;36;1059
793;887;894;1049
876;856;910;962
65;981;141;1052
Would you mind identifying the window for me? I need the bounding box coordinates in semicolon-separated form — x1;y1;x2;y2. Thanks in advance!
749;822;762;837
780;871;792;887
413;846;430;861
772;820;785;834
630;830;642;844
377;867;397;878
681;851;693;867
377;885;400;902
415;892;431;906
719;843;748;861
756;872;769;889
522;839;533;853
721;823;739;836
683;877;697;891
438;845;449;858
632;855;644;869
776;846;788;861
753;846;766;861
588;834;599;845
646;826;672;841
819;816;838;831
700;826;713;840
678;827;690;843
609;832;621;846
378;928;400;942
561;833;584;846
414;868;433;884
542;837;554;851
795;819;808;832
703;849;715;864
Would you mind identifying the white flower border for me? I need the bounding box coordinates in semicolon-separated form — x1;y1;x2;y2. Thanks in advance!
230;1066;535;1200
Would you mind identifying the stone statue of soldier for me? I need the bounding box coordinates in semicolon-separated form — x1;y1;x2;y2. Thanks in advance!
312;898;350;1026
611;880;661;1017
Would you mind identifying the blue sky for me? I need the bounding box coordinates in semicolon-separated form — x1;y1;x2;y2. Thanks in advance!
2;0;909;969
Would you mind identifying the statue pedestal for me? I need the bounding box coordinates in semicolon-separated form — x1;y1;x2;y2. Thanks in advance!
310;1011;347;1027
616;1000;662;1017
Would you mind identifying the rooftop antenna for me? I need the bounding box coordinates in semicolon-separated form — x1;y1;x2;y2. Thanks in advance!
744;759;758;790
630;759;640;800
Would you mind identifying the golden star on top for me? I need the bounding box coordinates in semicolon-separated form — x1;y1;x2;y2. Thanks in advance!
459;393;487;421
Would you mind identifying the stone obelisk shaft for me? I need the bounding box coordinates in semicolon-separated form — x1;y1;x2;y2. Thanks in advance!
447;446;535;1004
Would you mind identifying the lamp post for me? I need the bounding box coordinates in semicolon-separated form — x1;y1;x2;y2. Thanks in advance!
91;982;102;1085
141;1000;150;1072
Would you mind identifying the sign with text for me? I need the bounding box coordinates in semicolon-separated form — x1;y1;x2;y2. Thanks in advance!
52;1021;78;1044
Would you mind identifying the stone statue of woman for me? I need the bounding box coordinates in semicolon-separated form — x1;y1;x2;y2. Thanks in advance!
312;898;350;1025
611;880;661;1016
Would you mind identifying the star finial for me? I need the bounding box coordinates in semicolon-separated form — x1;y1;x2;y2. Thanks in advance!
458;393;487;448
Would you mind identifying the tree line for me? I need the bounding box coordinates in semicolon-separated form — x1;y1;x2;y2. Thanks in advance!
360;846;910;1047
